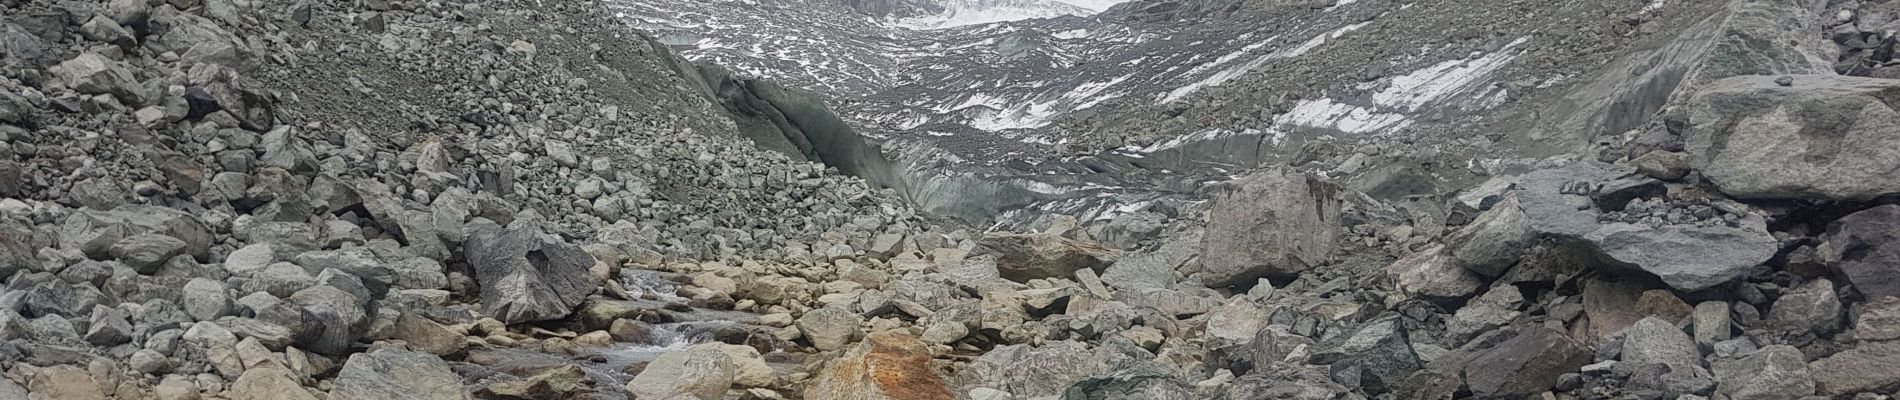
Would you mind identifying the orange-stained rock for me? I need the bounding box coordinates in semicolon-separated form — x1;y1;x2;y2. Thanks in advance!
805;331;955;400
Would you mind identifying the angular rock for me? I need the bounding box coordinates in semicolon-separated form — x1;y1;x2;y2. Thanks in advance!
1384;246;1483;299
1692;301;1732;346
1822;205;1900;298
974;232;1119;283
797;306;863;351
26;365;107;400
1683;75;1900;201
1768;278;1842;335
626;345;734;400
1197;168;1340;286
1444;196;1534;277
1712;345;1814;400
288;285;369;355
806;331;954;400
464;228;595;324
1058;362;1194;400
390;313;464;356
1590;221;1778;291
957;341;1110;398
1621;317;1704;376
1308;314;1418;394
1463;326;1592;397
1810;340;1900;395
479;365;586;400
183;277;230;321
230;366;319;400
1855;296;1900;342
328;348;469;400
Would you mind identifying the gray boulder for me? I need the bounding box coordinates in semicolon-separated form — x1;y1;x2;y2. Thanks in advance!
1384;246;1482;300
329;348;470;400
1621;317;1704;376
59;206;213;262
1197;168;1340;287
625;346;734;400
1059;362;1194;400
464;228;595;324
288;285;370;355
796;306;863;351
1307;313;1418;394
1767;278;1842;335
974;232;1119;282
1683;75;1900;201
1810;340;1900;395
1443;196;1533;277
1462;326;1591;397
1822;205;1900;298
1712;345;1814;400
182;278;230;321
108;234;189;274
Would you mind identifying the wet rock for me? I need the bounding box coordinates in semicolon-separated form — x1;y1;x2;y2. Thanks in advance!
797;306;863;351
1768;278;1842;335
1712;345;1814;400
627;345;734;400
1683;75;1900;201
477;365;584;400
1463;326;1592;397
1384;246;1482;300
974;232;1119;282
329;348;469;400
464;228;595;324
1197;168;1340;286
1058;362;1194;400
1810;340;1900;395
807;331;955;400
1821;205;1900;298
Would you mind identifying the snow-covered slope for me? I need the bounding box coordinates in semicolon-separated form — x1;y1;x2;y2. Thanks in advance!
611;0;1721;226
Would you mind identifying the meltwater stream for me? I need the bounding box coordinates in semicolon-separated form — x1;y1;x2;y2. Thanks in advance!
454;270;802;398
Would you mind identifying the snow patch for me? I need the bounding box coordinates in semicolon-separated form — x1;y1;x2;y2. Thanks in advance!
1162;22;1370;103
1371;37;1528;111
1274;98;1412;134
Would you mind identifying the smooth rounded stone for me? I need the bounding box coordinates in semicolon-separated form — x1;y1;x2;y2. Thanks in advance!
797;306;864;351
130;349;172;374
153;375;197;400
1197;168;1340;286
626;345;735;400
808;331;955;400
222;244;276;276
695;343;775;388
182;278;230;321
1767;278;1842;335
609;319;654;343
329;348;468;400
1712;345;1815;400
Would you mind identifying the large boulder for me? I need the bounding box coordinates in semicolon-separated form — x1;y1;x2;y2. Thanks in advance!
974;232;1120;282
1384;246;1483;300
1621;317;1705;376
1197;168;1341;287
328;348;469;400
1512;162;1776;291
1462;326;1592;397
1059;362;1195;400
957;341;1114;398
58;206;214;262
1306;313;1419;394
1809;340;1900;395
1683;75;1900;201
230;367;320;400
1822;205;1900;298
464;228;596;324
806;331;956;400
626;345;735;400
796;306;864;351
1767;278;1842;335
1443;196;1534;277
1712;345;1815;400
